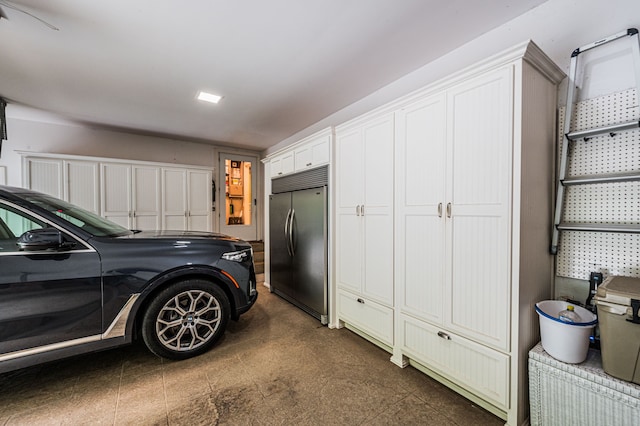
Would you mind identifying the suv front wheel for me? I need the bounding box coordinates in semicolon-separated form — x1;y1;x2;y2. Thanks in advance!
141;279;230;360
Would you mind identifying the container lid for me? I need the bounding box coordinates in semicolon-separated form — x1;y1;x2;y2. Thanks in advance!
595;276;640;306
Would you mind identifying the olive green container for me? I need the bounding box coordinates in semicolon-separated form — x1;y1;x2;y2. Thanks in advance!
595;276;640;384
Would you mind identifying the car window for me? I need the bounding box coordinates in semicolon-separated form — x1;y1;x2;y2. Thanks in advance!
21;193;131;237
0;204;47;252
0;204;45;236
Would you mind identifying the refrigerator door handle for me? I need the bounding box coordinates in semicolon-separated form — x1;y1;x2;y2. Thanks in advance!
289;209;296;256
285;208;293;257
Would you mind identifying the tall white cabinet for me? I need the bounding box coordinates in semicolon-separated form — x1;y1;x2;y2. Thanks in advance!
335;41;564;425
335;113;395;346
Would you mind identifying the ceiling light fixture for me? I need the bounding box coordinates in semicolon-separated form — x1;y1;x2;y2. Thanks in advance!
197;91;222;104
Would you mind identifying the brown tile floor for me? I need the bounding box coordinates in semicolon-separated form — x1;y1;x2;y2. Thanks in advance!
0;289;503;425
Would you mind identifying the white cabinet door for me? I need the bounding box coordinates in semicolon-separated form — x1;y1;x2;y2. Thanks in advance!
65;161;100;214
101;163;132;228
162;168;187;231
445;67;513;351
25;158;99;214
336;128;364;294
24;158;64;198
162;168;212;231
270;152;294;178
187;169;212;232
294;134;330;172
362;115;395;305
395;94;447;324
132;166;161;230
102;163;161;230
335;113;394;306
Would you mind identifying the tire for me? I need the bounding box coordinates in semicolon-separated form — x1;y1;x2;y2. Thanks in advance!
141;279;230;360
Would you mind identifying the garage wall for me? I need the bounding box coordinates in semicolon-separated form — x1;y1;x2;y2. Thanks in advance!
267;0;640;155
0;106;264;237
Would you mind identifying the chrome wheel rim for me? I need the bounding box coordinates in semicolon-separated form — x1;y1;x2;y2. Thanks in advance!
155;289;222;352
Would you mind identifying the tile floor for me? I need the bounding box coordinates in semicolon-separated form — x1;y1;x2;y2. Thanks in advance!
0;289;503;425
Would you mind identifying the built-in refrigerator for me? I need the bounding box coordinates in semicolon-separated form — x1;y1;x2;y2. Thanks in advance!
269;166;327;324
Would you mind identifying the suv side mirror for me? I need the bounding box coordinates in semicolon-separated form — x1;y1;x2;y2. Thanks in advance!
17;228;72;251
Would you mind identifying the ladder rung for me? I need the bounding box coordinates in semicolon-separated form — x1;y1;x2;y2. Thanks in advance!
566;120;640;141
557;223;640;233
563;171;640;186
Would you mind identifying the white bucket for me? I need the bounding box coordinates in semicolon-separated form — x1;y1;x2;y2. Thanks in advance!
535;300;597;364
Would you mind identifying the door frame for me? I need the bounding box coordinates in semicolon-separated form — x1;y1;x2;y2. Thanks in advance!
218;152;259;241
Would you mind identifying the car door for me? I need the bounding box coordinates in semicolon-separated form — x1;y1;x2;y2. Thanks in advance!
0;200;102;356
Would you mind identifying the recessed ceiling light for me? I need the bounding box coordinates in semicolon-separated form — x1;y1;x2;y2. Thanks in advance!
197;91;222;104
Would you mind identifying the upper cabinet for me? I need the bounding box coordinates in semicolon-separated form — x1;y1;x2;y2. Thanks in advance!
267;128;332;179
22;154;213;232
294;133;330;173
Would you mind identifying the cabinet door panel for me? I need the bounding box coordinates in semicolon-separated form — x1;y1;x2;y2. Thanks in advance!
363;115;394;209
336;212;361;293
449;215;510;350
133;166;160;230
162;169;187;230
400;315;509;409
26;158;63;198
338;290;393;346
101;163;132;228
401;214;444;322
448;67;512;207
396;95;446;323
363;213;394;305
188;170;212;231
66;161;99;214
336;129;363;208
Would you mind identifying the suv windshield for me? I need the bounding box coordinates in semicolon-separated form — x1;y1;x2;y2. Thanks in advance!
22;193;132;237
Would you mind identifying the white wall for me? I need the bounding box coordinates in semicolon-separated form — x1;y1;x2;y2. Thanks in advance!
0;106;219;186
267;0;640;155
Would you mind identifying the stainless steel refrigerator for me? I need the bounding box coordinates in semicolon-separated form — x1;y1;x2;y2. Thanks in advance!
269;167;328;324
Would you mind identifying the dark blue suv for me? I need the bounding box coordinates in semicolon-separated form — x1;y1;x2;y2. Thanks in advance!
0;185;257;373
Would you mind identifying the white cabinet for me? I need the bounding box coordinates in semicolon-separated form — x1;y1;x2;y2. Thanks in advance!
268;128;332;178
393;42;564;425
294;134;330;172
269;151;294;178
24;158;99;214
23;157;65;199
23;154;212;233
162;168;212;231
445;67;513;351
335;112;394;345
101;163;161;230
65;161;100;214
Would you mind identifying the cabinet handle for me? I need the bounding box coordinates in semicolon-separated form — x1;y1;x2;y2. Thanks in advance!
278;172;283;175
306;162;312;166
437;202;443;217
437;331;451;340
361;205;365;216
446;202;452;218
357;298;365;304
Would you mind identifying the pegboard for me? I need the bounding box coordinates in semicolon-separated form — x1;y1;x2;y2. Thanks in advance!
556;88;640;279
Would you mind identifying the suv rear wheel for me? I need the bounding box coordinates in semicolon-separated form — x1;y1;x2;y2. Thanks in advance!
141;280;230;359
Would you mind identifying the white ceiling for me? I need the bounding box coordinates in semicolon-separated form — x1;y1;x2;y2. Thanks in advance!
0;0;548;151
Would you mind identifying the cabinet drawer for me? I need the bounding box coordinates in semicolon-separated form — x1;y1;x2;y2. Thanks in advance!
338;290;393;346
400;314;509;409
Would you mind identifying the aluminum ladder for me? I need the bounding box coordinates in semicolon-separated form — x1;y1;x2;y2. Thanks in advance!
551;28;640;255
